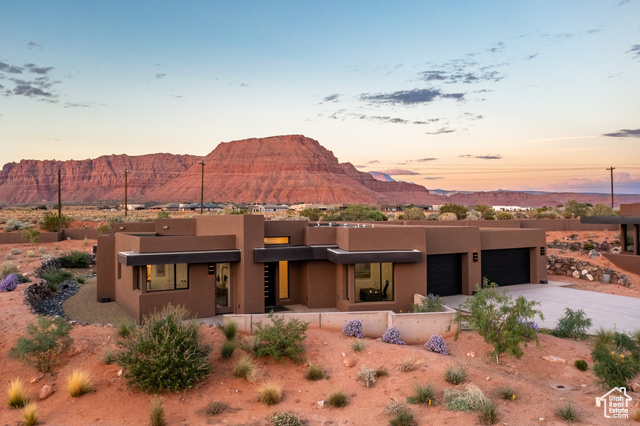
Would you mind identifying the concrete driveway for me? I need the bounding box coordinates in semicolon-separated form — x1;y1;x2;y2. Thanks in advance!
442;281;640;335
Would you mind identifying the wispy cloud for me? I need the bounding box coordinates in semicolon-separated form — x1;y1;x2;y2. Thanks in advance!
321;93;340;103
411;158;438;162
426;127;455;135
0;61;23;74
546;172;640;194
0;60;59;101
367;160;380;164
378;169;419;175
361;88;464;105
602;128;640;138
155;73;167;79
459;154;502;160
629;44;640;60
424;177;444;180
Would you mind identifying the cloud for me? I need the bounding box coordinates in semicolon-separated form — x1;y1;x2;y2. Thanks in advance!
367;160;380;164
426;127;455;135
423;177;444;180
321;93;340;103
27;41;39;48
64;102;90;108
378;169;419;175
411;158;438;162
0;61;23;74
459;154;502;160
24;64;53;74
629;44;640;59
155;73;167;79
360;88;464;105
525;53;538;60
546;172;640;194
602;129;640;138
542;33;574;42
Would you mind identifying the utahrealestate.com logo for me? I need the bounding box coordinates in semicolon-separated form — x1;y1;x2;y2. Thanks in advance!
596;387;632;419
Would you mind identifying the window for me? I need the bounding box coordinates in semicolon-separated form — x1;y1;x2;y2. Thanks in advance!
216;263;230;308
264;236;290;245
279;261;289;299
144;263;189;292
354;262;393;302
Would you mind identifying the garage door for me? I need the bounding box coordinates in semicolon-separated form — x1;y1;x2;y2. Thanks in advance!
481;248;530;286
427;254;462;297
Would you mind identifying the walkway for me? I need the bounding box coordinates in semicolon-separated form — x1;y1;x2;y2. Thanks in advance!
442;281;640;334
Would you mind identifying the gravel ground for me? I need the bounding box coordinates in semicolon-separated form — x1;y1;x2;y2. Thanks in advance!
62;276;132;325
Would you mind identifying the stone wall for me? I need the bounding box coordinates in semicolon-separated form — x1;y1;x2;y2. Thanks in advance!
547;239;620;252
546;254;633;288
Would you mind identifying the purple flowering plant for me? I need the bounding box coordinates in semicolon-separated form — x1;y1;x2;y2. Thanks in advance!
381;326;405;345
342;319;363;338
0;274;18;292
426;334;448;355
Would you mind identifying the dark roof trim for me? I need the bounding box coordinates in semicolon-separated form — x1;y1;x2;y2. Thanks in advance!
254;245;338;263
118;250;241;266
327;248;422;264
581;216;640;225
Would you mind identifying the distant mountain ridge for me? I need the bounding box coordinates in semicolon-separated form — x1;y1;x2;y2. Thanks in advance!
1;135;638;207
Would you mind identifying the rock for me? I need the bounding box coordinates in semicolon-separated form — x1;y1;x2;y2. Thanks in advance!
68;340;89;357
466;351;476;358
581;269;588;276
31;372;45;383
586;274;594;282
588;249;599;258
572;270;580;279
39;385;53;400
631;382;640;392
486;376;491;381
317;400;325;406
543;355;566;363
343;358;356;368
117;369;123;377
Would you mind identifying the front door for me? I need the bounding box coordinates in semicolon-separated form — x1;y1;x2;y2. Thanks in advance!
264;263;277;308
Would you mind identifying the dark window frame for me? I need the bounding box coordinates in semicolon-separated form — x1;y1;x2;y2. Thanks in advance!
144;263;190;292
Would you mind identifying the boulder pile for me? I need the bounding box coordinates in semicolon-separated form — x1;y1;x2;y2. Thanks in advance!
546;255;633;288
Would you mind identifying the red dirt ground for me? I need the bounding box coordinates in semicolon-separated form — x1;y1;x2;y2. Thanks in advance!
0;233;639;425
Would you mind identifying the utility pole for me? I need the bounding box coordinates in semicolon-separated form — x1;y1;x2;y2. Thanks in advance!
57;169;62;219
124;169;129;217
607;167;615;208
200;160;205;215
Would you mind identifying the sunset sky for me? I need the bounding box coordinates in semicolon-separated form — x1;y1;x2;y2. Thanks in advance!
1;1;639;194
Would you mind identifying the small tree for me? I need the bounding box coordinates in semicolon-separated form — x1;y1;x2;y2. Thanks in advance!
564;200;591;218
157;211;170;219
496;212;514;220
439;203;468;220
475;204;494;219
20;228;40;244
402;207;426;221
254;311;309;362
588;204;615;217
11;316;72;372
39;212;71;232
299;208;322;221
455;279;543;364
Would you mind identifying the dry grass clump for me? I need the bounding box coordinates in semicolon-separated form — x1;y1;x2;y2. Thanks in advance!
204;400;228;416
327;389;349;408
406;381;436;405
7;378;28;408
66;369;92;397
221;341;236;360
221;321;237;340
444;363;468;385
257;381;282;406
397;358;420;372
305;363;325;381
443;383;499;425
351;339;365;352
357;364;376;388
555;401;580;423
149;395;166;426
23;402;38;426
233;354;260;381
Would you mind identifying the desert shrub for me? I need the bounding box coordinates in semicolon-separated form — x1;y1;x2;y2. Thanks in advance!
10;248;22;255
342;319;363;338
221;341;236;360
305;364;324;381
75;276;85;284
3;218;28;232
0;274;19;292
221;321;237;340
21;228;40;244
15;273;31;283
254;312;308;362
117;317;137;339
555;401;579;422
444;363;468;385
60;250;91;268
257;381;282;406
66;369;92;397
406;382;436;405
149;395;166;426
496;212;514;220
1;261;19;278
299;208;322;221
11;316;72;372
97;224;112;235
23;402;38;426
102;350;117;365
552;308;593;340
413;293;445;312
116;304;211;393
375;367;388;378
381;326;405;345
270;412;301;426
439;203;468;220
583;241;595;251
398;358;419;372
39;212;71;232
234;354;258;380
477;398;499;425
574;359;588;371
40;269;73;292
389;406;416;426
496;386;516;400
443;384;490;413
327;390;349;408
157;211;171;219
591;328;640;388
456;278;543;364
25;250;38;259
351;339;365;352
7;378;29;408
205;400;228;416
426;334;448;355
357;364;376;388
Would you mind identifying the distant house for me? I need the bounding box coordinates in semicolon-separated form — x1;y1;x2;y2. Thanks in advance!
258;204;290;213
178;203;224;212
126;204;145;211
492;206;530;212
378;204;404;212
290;203;329;211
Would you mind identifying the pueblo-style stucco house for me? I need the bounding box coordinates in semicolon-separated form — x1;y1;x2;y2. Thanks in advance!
96;215;547;322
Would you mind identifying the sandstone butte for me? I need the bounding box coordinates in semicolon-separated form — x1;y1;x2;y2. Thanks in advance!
1;134;639;206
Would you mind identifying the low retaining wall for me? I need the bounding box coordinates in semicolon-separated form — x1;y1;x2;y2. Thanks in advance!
0;228;98;245
546;254;634;288
224;305;458;345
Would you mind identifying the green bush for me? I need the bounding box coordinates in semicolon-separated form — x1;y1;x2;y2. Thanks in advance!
327;390;349;408
221;341;236;360
117;317;137;339
389;406;416;426
455;278;543;364
116;304;211;393
157;211;171;219
305;364;324;381
497;386;516;400
40;269;73;292
574;360;588;371
20;228;40;244
351;339;365;352
439;203;468;220
39;212;71;232
412;294;445;312
60;250;91;268
97;224;112;235
551;308;592;339
299;208;322;221
221;321;237;340
591;328;640;388
406;382;436;405
11;316;72;372
496;212;514;220
253;312;308;362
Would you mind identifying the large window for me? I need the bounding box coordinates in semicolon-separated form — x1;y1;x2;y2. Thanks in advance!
355;262;393;302
144;263;189;292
